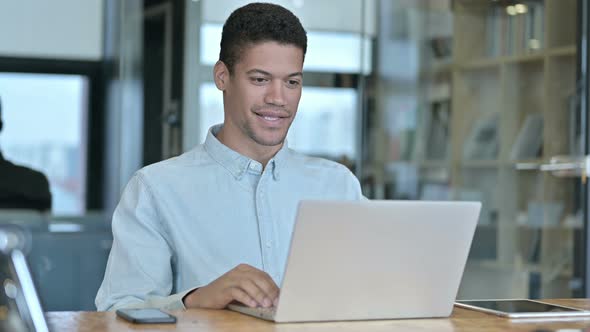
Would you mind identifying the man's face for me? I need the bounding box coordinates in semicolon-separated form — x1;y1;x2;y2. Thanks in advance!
215;41;304;149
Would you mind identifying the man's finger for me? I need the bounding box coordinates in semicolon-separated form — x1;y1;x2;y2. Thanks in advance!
251;270;280;301
229;287;258;308
239;279;272;307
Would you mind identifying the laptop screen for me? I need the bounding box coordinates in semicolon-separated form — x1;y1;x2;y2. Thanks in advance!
0;228;48;332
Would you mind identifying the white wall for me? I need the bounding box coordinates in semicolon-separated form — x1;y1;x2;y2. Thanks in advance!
0;0;104;60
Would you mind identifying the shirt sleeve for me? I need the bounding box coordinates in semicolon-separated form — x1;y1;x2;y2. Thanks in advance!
95;173;195;311
344;168;366;201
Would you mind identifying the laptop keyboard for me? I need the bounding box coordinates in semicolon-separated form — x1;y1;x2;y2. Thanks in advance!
229;303;277;319
257;306;276;315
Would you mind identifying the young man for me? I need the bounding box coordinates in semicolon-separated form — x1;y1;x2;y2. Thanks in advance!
96;3;363;311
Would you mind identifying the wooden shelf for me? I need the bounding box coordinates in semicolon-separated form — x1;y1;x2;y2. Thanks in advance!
511;159;544;171
373;0;581;300
517;223;582;230
476;223;497;228
516;212;583;230
504;52;545;64
457;52;546;70
547;45;576;57
457;57;502;70
510;159;544;164
386;160;451;168
460;160;501;168
466;259;573;278
385;160;417;167
457;45;577;68
419;160;450;168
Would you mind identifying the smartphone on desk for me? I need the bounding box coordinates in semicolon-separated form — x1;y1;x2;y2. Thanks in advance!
116;308;177;324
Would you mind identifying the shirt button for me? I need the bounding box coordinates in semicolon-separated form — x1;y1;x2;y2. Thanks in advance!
265;242;272;248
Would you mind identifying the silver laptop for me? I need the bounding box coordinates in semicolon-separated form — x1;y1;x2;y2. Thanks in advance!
228;200;481;322
0;226;49;332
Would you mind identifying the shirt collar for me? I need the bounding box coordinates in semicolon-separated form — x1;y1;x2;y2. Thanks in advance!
203;124;288;181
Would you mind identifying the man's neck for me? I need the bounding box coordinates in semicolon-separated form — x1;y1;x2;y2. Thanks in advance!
216;127;282;168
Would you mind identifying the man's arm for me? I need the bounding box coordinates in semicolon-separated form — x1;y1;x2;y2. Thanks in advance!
95;173;279;311
95;173;190;311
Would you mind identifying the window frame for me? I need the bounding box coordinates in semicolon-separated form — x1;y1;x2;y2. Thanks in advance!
0;56;104;212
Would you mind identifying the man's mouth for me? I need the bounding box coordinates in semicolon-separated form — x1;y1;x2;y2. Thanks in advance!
261;115;280;121
253;109;290;125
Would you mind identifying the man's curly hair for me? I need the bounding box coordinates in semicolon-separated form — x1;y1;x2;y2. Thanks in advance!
219;3;307;74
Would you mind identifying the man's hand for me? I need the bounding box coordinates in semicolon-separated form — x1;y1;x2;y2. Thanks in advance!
183;264;279;309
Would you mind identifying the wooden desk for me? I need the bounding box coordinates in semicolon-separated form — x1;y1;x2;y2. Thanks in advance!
47;299;590;331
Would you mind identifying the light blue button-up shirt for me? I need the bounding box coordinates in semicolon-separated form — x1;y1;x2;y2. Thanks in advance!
95;125;363;311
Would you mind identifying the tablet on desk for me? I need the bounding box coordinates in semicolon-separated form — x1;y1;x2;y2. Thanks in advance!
455;299;590;319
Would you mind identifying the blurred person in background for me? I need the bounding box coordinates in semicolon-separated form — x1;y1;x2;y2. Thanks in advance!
0;96;51;211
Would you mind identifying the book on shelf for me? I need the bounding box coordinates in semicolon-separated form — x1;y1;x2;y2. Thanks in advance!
485;1;544;57
425;99;451;160
509;113;543;160
398;129;416;161
430;36;453;60
462;113;499;160
526;201;564;227
420;182;451;201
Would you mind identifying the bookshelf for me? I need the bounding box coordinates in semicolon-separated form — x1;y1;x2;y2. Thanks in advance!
449;0;579;299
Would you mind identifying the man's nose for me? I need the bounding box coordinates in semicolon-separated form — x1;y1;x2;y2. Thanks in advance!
264;81;286;106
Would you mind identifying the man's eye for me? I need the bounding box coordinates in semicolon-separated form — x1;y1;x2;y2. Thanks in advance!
251;77;268;84
287;80;300;87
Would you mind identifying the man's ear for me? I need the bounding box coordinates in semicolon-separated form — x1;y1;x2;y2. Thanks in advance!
213;61;229;91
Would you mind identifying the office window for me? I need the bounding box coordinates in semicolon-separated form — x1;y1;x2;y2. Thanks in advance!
288;87;357;158
198;82;224;143
0;72;89;215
